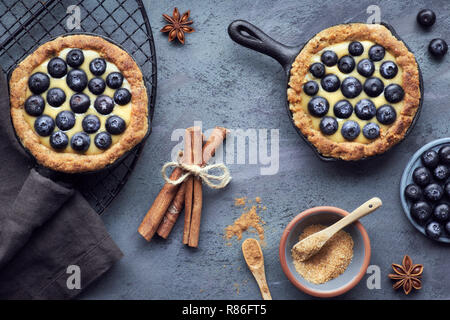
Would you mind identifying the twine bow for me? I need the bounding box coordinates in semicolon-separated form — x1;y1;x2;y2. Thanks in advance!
161;161;231;189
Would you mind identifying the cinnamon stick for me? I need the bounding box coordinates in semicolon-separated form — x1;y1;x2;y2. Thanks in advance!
156;182;186;239
186;127;228;247
186;128;204;247
138;127;196;242
138;167;183;241
182;127;201;244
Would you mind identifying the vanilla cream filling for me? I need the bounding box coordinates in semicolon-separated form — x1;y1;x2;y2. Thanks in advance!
24;48;132;155
298;40;403;144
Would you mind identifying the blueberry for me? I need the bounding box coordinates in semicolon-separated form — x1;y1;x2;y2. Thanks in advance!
363;77;384;97
362;122;380;140
368;44;385;61
348;41;364;56
94;95;114;115
71;132;90;152
356;59;375;77
384;84;404;103
411;201;432;224
82;114;101;134
55;110;76;131
433;203;450;222
424;183;444;202
319;116;338;135
88;77;106;95
303;81;319;96
70;93;91;113
46;88;66;107
320;50;338;66
438;145;450;164
446;221;450;235
89;58;107;76
320;74;340;92
106;72;124;89
113;88;132;105
341;77;362;98
380;61;398;79
338;55;355;73
421;149;439;168
94;132;112;150
66;49;84;68
413;166;432;187
433;164;449;181
426;221;442;240
417;9;436;27
50;131;69;150
333;100;353;119
24;95;45;116
47;57;67;78
376;105;397;125
446;182;450;198
404;184;422;201
106;115;126;135
34;115;55;137
309;63;326;78
28;72;50;94
444;181;450;199
429;38;448;58
307;96;329;117
355;99;376;120
341;120;360;141
66;69;88;92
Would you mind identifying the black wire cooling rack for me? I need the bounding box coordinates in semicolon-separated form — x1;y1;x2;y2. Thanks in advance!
0;0;157;214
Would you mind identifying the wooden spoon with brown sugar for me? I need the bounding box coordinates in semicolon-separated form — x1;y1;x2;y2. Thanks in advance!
292;197;382;262
242;238;272;300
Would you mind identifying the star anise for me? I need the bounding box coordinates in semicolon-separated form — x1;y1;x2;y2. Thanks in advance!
160;7;195;44
388;255;423;295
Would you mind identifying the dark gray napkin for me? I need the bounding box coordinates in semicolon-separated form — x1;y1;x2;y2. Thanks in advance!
0;70;123;299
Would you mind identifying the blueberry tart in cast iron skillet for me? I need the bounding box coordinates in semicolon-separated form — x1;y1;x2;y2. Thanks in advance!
229;22;422;161
9;34;148;173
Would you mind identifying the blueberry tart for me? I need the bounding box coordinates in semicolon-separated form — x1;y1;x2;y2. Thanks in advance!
288;24;420;161
10;35;148;173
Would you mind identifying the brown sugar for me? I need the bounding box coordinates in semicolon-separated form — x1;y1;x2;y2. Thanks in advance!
291;224;353;284
242;239;262;266
225;197;266;241
234;197;246;206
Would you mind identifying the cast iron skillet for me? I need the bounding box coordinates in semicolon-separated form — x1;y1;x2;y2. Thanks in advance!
228;20;424;162
8;32;151;175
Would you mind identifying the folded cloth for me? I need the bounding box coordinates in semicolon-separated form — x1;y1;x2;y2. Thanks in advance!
0;70;123;299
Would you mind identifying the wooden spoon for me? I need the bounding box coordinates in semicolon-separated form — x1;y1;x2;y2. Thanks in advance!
242;238;272;300
292;197;382;262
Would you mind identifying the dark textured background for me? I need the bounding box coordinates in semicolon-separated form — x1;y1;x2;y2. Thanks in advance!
81;0;450;299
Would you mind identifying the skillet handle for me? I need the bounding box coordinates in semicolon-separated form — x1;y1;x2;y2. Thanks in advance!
228;20;299;69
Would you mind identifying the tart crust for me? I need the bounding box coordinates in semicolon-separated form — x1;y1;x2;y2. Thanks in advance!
10;34;149;173
287;23;421;161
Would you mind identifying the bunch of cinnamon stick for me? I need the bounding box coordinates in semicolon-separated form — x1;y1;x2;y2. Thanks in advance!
138;126;227;247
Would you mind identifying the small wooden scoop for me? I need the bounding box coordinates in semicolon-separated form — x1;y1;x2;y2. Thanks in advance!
292;197;382;262
242;238;272;300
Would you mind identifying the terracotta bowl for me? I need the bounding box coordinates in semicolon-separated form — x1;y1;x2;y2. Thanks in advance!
279;206;371;298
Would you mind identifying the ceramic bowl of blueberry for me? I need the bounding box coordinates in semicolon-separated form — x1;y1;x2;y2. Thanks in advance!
400;138;450;243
